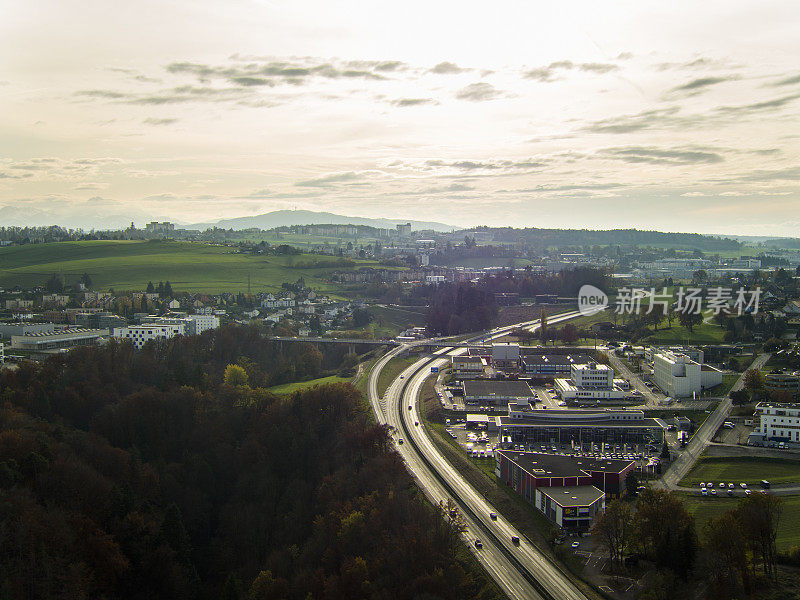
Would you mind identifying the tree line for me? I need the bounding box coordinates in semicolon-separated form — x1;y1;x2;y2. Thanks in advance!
0;326;503;600
592;488;783;599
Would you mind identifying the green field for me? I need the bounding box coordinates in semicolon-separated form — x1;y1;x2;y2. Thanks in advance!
269;375;351;395
680;493;800;550
376;355;419;398
0;240;387;294
643;317;726;344
680;456;800;487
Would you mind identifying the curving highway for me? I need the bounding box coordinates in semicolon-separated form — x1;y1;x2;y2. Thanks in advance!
367;312;589;600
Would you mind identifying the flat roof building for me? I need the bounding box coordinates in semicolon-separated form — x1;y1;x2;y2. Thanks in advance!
11;328;109;353
496;450;635;530
463;380;535;405
498;408;666;446
519;352;593;377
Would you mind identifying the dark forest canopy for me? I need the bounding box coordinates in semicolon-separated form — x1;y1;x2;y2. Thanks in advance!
0;326;502;600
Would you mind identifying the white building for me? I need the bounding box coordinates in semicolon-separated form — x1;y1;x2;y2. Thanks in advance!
753;402;800;444
555;363;628;401
115;323;185;349
652;350;723;398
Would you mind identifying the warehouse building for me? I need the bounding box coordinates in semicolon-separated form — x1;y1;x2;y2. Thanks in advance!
495;451;635;530
11;328;109;353
462;380;536;406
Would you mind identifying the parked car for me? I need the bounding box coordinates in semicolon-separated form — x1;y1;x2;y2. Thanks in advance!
571;541;580;548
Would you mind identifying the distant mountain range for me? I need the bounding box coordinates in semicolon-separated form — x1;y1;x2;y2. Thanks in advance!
186;210;456;232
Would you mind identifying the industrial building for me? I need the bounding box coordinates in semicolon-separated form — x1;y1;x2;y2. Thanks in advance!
554;362;629;401
519;352;593;377
451;355;488;379
497;408;666;446
652;350;723;398
462;380;535;406
11;328;109;353
495;451;635;530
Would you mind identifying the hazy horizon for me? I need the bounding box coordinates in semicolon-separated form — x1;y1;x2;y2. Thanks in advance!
2;1;799;235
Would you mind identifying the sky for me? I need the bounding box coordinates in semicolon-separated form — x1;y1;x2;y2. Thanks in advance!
1;0;799;235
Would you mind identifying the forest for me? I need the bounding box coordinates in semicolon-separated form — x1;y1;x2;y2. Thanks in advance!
425;267;610;336
0;326;502;600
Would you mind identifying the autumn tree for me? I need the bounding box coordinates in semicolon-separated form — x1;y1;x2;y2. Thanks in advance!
701;512;750;599
678;310;703;333
736;492;783;579
224;363;249;387
591;499;635;572
635;489;697;578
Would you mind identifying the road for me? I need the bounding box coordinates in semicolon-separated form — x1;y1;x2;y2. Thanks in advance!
658;353;770;490
604;350;660;404
368;312;589;600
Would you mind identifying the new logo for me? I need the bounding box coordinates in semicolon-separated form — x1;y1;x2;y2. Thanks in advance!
578;284;608;316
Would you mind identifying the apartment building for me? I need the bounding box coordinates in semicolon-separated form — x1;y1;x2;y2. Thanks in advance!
115;323;185;349
765;371;800;398
752;402;800;444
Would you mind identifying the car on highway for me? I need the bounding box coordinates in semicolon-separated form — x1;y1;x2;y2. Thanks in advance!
408;405;412;410
474;539;483;549
740;483;747;489
745;489;752;496
711;489;717;496
489;512;497;520
701;488;708;496
400;375;404;379
718;482;725;488
511;535;520;545
728;483;734;489
414;421;419;426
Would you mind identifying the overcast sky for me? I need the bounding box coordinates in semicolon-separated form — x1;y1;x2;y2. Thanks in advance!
1;0;799;235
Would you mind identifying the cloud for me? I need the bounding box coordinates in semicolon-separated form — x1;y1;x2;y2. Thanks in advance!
423;158;546;172
599;146;725;165
715;93;800;115
656;57;728;71
579;62;619;74
736;166;800;182
430;61;465;74
391;97;437;107
583;106;682;133
771;73;800;87
165;58;396;87
455;82;503;101
143;117;179;126
524;60;618;82
295;172;362;187
671;76;738;94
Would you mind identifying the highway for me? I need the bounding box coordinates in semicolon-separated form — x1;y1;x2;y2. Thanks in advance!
367;312;589;600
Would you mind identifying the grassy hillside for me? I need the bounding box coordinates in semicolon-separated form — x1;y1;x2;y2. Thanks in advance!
0;240;386;294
